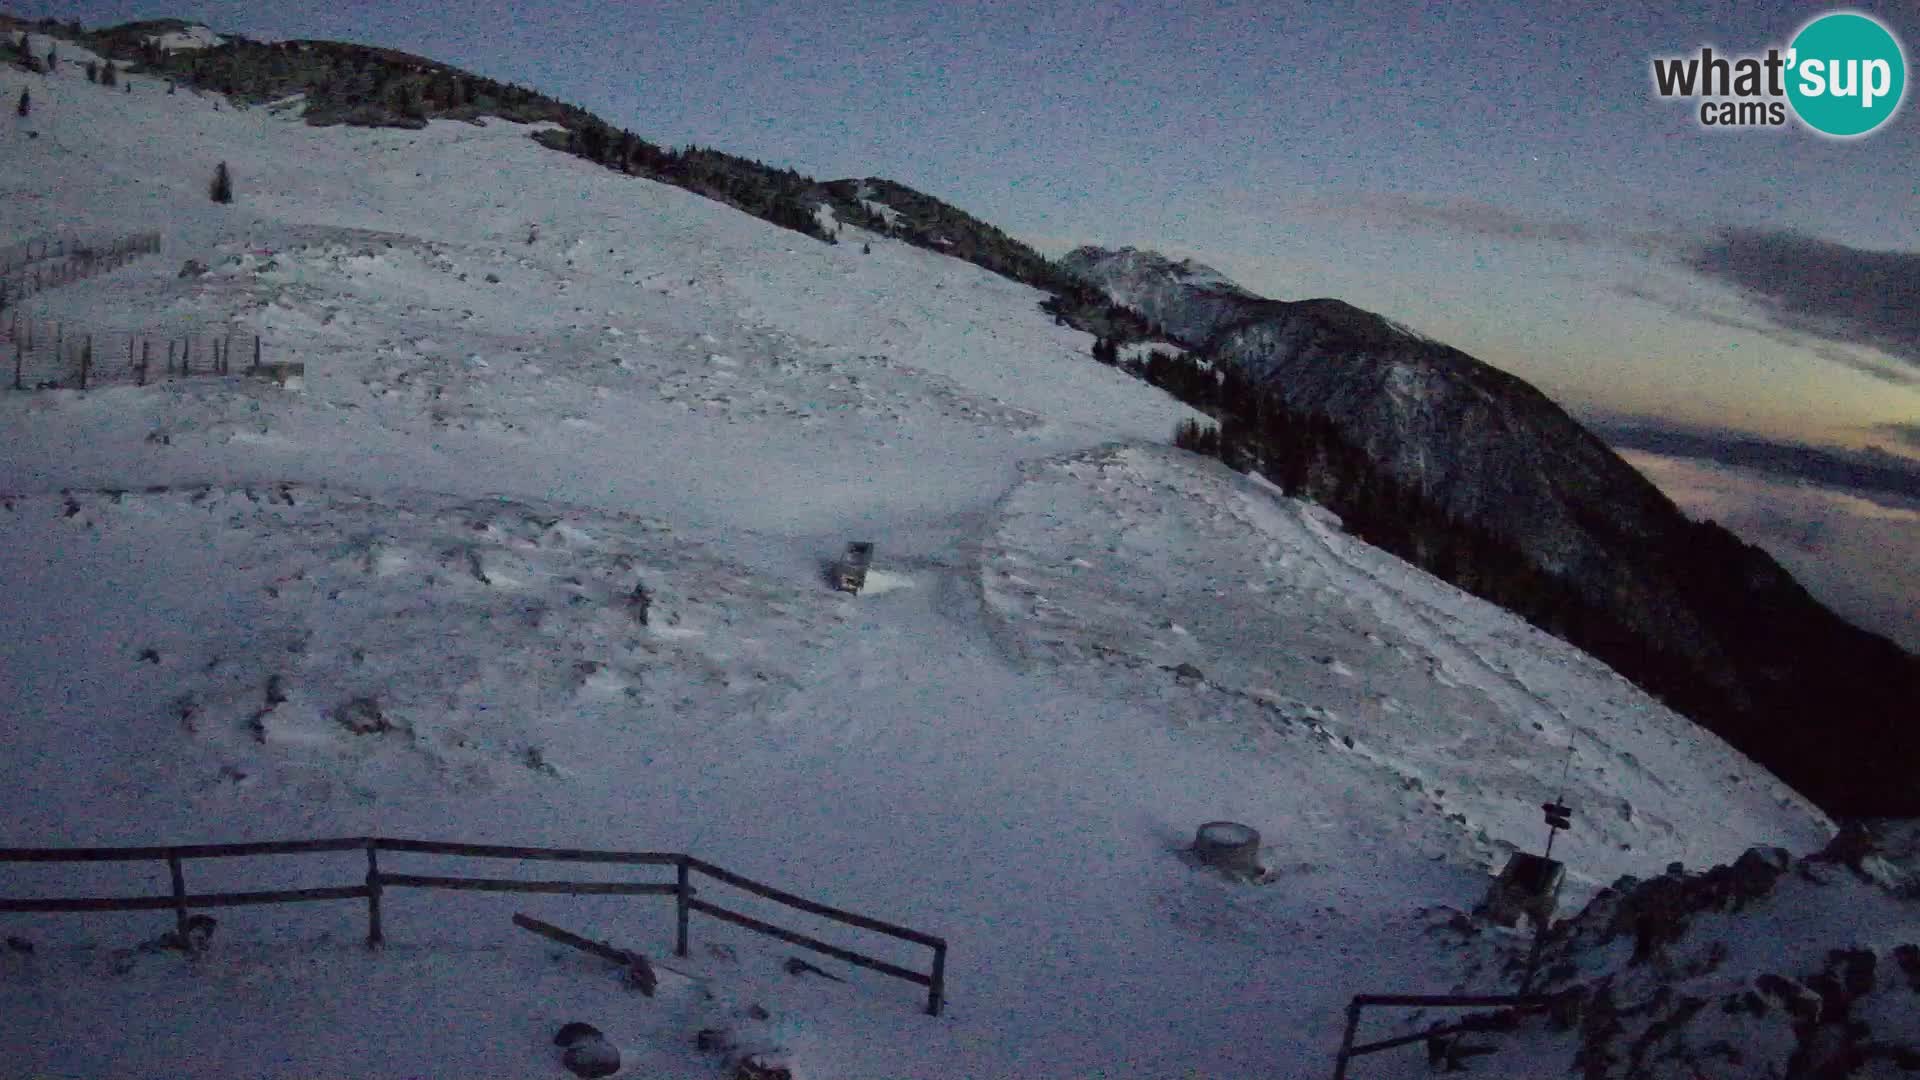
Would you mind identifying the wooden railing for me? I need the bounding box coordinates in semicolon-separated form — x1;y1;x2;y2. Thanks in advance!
0;837;948;1016
1330;992;1565;1077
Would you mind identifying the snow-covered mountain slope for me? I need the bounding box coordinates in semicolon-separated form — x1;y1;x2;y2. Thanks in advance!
1059;244;1920;821
0;49;1839;1078
979;446;1827;887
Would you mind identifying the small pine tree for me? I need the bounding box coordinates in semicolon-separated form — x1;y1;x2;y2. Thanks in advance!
85;60;98;83
862;242;871;254
102;62;117;88
1172;418;1220;457
15;88;27;118
210;162;233;204
46;44;57;72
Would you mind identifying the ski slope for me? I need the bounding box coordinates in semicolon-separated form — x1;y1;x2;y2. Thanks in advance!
0;43;1836;1078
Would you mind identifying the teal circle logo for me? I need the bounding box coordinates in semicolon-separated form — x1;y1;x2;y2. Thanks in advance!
1786;12;1907;136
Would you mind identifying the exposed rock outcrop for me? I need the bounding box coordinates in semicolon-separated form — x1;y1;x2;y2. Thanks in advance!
1439;825;1920;1077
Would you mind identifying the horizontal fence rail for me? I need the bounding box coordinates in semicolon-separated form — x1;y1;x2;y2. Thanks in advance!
1332;992;1566;1079
0;837;947;1015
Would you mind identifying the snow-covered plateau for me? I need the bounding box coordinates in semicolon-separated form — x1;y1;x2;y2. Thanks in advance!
4;37;1907;1079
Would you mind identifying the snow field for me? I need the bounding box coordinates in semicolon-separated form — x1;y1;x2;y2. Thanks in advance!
0;50;1842;1077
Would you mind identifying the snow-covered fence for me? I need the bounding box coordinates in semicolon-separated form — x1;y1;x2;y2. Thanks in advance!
681;854;948;1016
1330;992;1568;1078
0;232;161;306
0;836;949;1016
3;316;266;391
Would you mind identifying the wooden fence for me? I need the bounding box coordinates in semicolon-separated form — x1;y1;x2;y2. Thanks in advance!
0;232;161;306
1330;991;1566;1078
0;837;948;1016
3;317;265;391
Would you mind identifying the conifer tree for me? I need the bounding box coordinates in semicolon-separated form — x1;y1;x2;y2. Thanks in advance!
210;162;233;204
15;87;27;118
102;61;117;88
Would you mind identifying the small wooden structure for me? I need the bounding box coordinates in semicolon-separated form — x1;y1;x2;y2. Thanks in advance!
1481;852;1564;930
833;541;874;594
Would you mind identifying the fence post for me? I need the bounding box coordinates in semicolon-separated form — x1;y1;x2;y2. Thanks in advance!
167;339;176;376
79;335;90;390
928;941;947;1016
12;343;21;391
166;851;192;954
1332;999;1362;1080
252;335;261;373
675;856;691;957
137;339;150;387
365;839;384;948
182;337;190;376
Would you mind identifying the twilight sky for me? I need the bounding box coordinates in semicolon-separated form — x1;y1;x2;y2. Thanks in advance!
21;0;1920;452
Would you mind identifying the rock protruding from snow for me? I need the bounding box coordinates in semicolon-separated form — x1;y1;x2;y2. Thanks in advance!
554;1022;620;1078
332;697;389;735
561;1039;620;1078
552;1022;603;1047
733;1054;794;1080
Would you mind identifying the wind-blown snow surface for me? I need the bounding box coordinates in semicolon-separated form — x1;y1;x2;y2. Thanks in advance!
0;57;1831;1077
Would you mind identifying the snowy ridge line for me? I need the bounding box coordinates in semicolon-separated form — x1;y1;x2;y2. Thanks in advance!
0;836;950;1016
